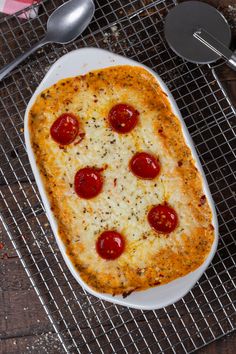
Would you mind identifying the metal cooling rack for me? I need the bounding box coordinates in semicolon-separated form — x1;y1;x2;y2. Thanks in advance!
0;0;236;353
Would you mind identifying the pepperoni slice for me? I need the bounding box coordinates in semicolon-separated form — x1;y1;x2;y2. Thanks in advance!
108;103;139;134
50;113;79;145
148;204;178;234
96;231;125;260
129;152;160;179
74;167;103;199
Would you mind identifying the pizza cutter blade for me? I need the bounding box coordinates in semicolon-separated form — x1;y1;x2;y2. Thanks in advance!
164;1;236;70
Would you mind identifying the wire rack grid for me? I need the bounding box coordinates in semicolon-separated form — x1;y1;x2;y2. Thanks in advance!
0;0;236;353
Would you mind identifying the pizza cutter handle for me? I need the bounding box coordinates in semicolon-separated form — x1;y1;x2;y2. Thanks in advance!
194;28;236;71
228;52;236;70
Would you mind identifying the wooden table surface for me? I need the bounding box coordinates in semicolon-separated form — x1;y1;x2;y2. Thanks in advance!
1;0;236;353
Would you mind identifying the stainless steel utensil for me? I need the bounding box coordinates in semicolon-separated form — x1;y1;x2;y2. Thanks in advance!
164;1;236;70
0;0;95;81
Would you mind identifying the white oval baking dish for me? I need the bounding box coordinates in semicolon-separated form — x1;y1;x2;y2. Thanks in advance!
24;47;218;310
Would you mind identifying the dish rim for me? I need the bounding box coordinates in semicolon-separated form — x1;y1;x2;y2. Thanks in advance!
24;47;218;310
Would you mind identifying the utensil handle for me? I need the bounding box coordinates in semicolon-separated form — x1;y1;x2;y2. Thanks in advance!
0;38;48;81
194;29;236;72
228;51;236;71
193;28;232;60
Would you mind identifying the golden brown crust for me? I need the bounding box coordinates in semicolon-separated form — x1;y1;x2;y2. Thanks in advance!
29;65;214;295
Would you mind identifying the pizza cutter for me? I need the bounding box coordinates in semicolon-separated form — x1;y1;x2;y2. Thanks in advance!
164;1;236;70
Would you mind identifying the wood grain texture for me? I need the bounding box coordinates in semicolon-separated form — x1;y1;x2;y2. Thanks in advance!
1;0;236;353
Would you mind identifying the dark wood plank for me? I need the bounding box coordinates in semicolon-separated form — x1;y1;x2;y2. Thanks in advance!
1;333;64;354
198;332;236;354
0;258;53;339
218;80;236;106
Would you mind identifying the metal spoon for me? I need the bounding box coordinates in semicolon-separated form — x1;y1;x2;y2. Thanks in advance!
0;0;95;81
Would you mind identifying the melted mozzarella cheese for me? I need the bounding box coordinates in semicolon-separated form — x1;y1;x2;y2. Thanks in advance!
43;86;195;272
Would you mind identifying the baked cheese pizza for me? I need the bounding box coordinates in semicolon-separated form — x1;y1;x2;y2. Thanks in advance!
29;65;214;296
